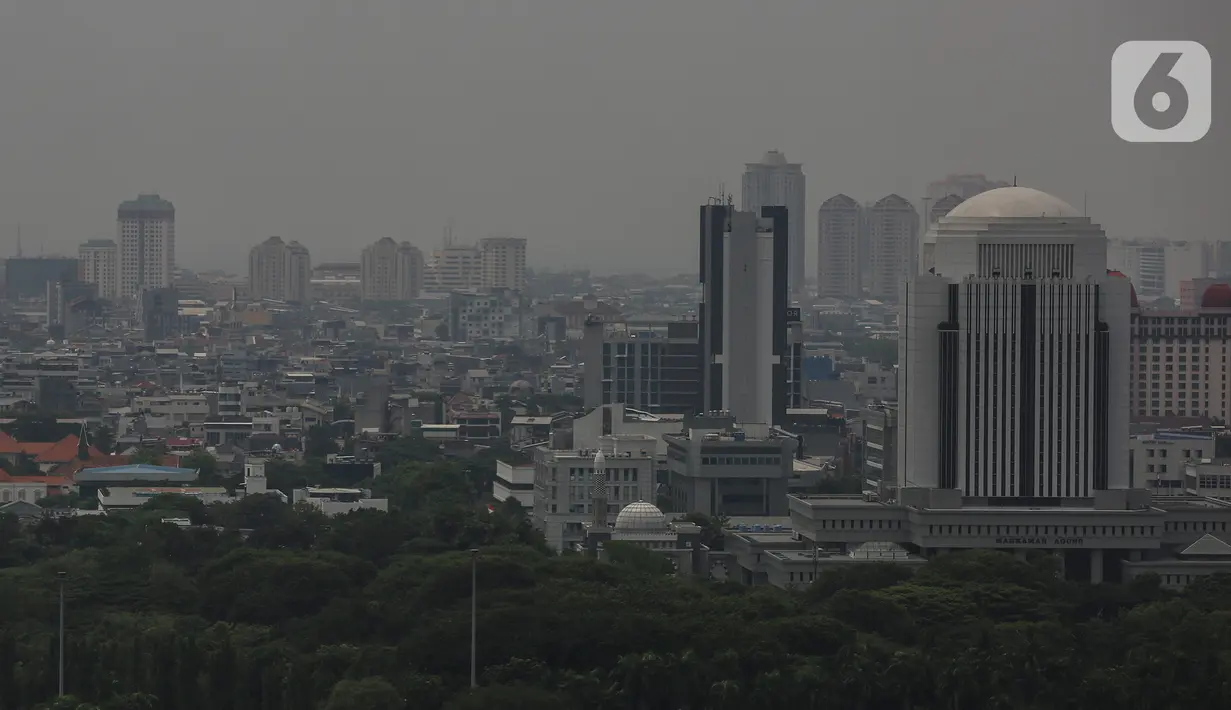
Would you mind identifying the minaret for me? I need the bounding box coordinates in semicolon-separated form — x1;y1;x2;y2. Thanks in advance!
76;422;90;461
591;447;609;527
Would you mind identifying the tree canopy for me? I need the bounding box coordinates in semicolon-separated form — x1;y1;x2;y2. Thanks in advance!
3;439;1231;709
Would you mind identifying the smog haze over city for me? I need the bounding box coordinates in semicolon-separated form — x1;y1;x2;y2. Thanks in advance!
0;0;1226;274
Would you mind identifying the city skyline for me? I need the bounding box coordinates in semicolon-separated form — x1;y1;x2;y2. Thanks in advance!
0;2;1223;275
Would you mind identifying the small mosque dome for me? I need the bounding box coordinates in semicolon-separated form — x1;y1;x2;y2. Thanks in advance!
614;501;668;531
509;379;533;393
1202;283;1231;309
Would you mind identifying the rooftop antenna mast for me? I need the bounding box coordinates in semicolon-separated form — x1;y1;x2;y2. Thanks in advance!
15;223;21;258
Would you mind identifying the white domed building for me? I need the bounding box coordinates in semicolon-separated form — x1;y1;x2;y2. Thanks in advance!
579;448;708;575
902;186;1132;500
785;186;1231;589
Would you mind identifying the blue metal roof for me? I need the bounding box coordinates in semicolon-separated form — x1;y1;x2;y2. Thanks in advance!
84;464;195;475
75;464;199;483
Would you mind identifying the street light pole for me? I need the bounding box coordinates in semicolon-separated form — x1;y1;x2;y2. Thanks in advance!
57;571;66;697
469;548;479;689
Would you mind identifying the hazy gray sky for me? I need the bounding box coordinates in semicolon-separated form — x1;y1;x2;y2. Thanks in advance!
0;1;1226;275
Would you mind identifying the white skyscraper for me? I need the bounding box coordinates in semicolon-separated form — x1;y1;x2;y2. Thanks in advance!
816;194;862;299
78;239;118;300
699;205;789;426
742;151;806;295
117;194;175;299
900;186;1131;498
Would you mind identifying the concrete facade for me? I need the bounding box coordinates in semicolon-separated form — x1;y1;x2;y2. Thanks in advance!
788;492;1231;586
531;437;657;552
663;425;798;517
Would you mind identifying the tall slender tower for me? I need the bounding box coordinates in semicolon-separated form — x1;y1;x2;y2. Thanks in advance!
698;204;789;425
742;151;805;294
591;448;609;527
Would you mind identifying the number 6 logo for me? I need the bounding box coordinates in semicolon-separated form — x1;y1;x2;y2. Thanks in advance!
1112;41;1212;143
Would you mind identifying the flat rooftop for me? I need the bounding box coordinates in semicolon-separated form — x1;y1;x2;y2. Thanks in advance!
725;515;792;529
1153;497;1231;511
791;494;890;508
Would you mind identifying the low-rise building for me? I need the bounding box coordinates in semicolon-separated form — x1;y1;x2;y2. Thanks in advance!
787;490;1231;589
74;463;199;499
98;486;231;510
1134;430;1215;492
494;459;535;509
132;393;212;425
663;422;798;517
292;487;389;516
532;439;657;552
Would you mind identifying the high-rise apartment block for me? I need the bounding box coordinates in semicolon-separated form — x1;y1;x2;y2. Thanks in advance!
1129;280;1231;421
479;237;527;291
248;236;311;302
900;187;1130;497
78;239;119;300
428;238;529;293
699;204;789;426
865;194;919;303
427;245;482;292
816;194;863;299
360;238;424;301
742;151;806;294
117;193;175;299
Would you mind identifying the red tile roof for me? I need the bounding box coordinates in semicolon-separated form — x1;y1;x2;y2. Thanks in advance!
0;430;21;454
0;471;73;486
34;434;103;464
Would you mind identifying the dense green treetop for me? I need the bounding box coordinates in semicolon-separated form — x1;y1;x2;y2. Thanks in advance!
2;440;1231;709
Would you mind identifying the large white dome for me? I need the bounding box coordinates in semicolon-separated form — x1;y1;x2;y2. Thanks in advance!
944;186;1078;220
614;501;668;531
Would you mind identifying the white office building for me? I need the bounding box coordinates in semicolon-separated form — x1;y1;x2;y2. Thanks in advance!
741;151;805;294
699;205;789;426
904;186;1130;496
785;187;1231;589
